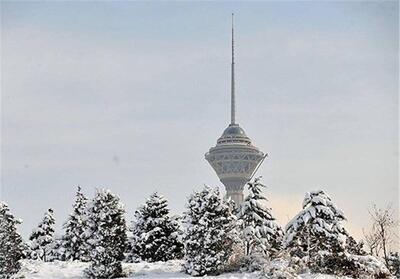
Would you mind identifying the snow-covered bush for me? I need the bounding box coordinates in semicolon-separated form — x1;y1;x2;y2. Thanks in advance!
311;251;392;278
387;252;400;278
261;257;298;279
237;176;282;258
183;186;239;276
223;237;246;273
84;189;127;278
310;251;356;276
62;186;89;261
126;192;183;262
28;208;56;262
237;254;268;272
0;202;24;279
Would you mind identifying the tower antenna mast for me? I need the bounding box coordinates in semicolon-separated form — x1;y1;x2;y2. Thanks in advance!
231;13;236;125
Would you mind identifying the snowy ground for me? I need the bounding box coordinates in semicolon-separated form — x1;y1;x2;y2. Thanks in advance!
13;259;352;279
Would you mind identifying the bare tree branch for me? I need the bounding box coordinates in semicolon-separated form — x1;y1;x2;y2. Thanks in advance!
364;204;397;267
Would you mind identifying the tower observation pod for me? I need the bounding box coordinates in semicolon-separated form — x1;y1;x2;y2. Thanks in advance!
205;14;266;205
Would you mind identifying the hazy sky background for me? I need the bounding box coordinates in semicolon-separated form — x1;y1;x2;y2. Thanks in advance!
1;1;398;240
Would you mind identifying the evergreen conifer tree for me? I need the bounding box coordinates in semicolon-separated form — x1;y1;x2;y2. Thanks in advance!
283;190;390;276
29;208;56;262
345;236;366;255
127;192;183;262
283;190;348;259
0;202;24;278
48;236;66;261
63;186;89;261
238;177;283;257
84;189;127;278
183;186;239;276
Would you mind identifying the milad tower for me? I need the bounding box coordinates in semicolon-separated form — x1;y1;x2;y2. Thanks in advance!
205;15;266;205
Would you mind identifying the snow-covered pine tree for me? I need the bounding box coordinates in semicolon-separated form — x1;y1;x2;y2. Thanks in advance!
283;190;348;260
28;208;56;262
84;189;127;279
345;235;366;255
47;236;66;261
183;186;239;276
62;186;89;261
238;176;283;258
284;191;391;277
0;202;24;278
127;192;183;262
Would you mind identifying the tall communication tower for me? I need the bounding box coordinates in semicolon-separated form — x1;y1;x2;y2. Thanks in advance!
205;15;266;205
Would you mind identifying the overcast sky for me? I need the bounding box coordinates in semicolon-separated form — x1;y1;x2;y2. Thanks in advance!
1;1;398;240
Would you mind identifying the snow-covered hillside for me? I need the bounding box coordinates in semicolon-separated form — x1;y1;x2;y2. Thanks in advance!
14;259;352;279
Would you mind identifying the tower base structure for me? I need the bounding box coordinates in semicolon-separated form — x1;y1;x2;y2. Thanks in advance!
222;177;247;205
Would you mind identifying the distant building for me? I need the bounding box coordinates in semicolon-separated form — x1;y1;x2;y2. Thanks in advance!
205;15;266;205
